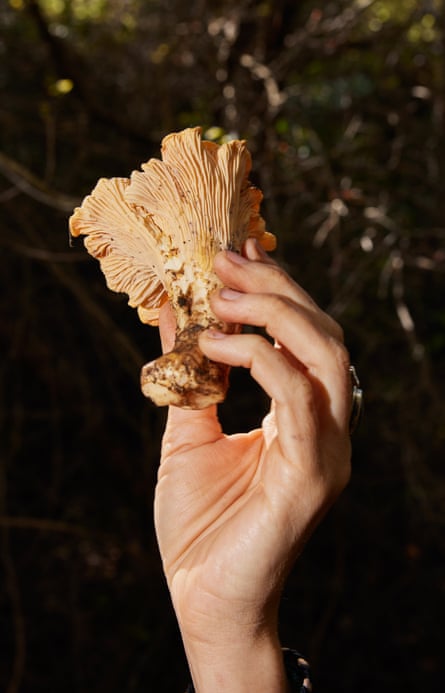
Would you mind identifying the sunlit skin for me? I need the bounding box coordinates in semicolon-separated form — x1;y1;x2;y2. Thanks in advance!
155;238;352;692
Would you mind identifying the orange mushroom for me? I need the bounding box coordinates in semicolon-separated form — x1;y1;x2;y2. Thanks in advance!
69;127;275;409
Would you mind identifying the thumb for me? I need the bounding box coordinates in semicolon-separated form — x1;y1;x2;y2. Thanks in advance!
158;301;177;354
157;303;224;458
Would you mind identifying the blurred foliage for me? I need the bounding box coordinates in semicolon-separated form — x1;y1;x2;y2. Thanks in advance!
1;0;445;691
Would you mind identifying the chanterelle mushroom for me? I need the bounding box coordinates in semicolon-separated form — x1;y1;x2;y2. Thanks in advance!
69;127;275;409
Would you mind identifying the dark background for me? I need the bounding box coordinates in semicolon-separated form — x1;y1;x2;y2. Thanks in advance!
1;0;444;691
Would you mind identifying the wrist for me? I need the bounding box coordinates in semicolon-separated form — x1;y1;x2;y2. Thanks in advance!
181;626;289;693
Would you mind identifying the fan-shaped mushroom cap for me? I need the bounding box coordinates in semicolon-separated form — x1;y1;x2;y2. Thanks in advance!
69;177;167;325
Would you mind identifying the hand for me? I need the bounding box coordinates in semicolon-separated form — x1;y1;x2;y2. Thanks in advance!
154;238;352;692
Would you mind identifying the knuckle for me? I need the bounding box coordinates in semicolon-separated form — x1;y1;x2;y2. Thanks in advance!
268;292;292;313
328;439;352;495
264;295;296;336
314;454;351;507
326;315;344;342
329;339;351;374
254;260;293;288
334;456;352;494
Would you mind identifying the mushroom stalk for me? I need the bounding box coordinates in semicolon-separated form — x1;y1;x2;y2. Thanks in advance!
141;263;231;408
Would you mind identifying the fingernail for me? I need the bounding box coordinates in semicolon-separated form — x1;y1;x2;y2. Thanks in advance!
245;237;268;261
204;329;227;339
220;288;242;301
224;250;248;265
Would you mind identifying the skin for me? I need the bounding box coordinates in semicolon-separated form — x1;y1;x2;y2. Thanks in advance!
155;238;352;692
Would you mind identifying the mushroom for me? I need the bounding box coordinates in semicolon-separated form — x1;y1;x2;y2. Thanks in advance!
69;127;276;409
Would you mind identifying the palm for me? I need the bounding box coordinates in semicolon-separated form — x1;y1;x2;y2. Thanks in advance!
154;406;324;629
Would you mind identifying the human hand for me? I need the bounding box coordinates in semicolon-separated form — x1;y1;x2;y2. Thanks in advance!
154;238;352;691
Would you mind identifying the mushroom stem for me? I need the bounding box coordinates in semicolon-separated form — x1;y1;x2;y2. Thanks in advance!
140;263;234;409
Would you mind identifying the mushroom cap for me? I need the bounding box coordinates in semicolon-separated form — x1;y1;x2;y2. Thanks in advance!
126;127;276;268
69;177;166;325
69;127;275;325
